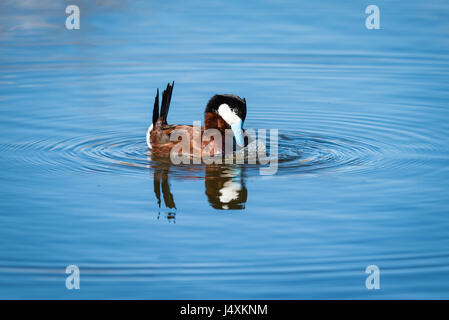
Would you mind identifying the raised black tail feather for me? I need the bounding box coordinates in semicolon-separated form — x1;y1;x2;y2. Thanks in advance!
160;81;174;124
152;81;174;126
152;88;159;126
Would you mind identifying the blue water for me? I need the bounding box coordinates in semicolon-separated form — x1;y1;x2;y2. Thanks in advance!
1;0;449;299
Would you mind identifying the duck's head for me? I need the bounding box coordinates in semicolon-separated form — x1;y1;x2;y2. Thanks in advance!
204;94;247;147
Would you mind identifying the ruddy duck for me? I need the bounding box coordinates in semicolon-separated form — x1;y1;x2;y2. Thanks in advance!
146;82;247;157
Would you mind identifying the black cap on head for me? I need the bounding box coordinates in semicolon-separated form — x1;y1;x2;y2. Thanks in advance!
205;94;247;122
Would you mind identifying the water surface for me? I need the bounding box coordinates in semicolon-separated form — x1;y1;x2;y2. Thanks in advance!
1;0;449;299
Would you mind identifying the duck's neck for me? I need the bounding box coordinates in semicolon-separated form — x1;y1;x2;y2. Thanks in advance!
204;112;229;133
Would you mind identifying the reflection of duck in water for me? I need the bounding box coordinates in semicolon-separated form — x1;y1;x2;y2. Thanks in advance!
204;166;247;210
146;82;248;156
151;160;247;215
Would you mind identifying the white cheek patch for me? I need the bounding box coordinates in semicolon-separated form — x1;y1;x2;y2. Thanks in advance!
218;103;241;126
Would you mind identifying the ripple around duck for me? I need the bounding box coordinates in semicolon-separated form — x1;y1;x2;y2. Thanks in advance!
0;128;383;178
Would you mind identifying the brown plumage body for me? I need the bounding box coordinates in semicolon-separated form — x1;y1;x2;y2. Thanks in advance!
148;82;247;158
150;113;231;157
